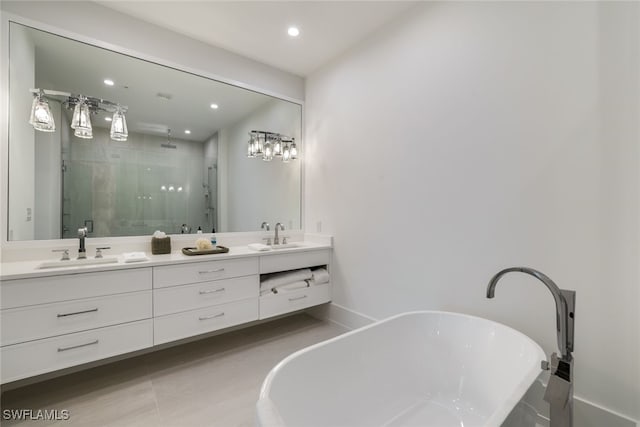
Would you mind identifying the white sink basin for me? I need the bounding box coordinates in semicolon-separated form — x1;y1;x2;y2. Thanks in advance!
38;256;119;269
269;243;301;250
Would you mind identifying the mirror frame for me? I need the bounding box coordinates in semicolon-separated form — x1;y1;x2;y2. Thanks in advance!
1;12;305;248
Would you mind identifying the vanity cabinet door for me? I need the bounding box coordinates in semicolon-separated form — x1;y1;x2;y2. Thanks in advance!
153;258;258;288
0;268;152;309
1;320;153;383
153;298;258;345
259;283;331;320
1;291;152;347
154;276;258;316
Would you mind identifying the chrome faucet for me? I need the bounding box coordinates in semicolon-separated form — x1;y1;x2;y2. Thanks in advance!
487;267;576;427
77;227;88;259
261;222;271;245
274;223;284;245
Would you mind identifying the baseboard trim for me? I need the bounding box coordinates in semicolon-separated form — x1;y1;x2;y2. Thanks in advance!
306;302;376;330
309;303;638;427
574;395;638;427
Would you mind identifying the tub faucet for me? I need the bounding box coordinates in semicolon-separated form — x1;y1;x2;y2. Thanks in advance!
274;223;284;245
487;267;576;427
77;227;88;259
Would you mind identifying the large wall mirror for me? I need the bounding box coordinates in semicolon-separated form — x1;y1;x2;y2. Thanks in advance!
7;22;302;241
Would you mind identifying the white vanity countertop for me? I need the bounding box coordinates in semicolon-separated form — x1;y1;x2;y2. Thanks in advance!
0;241;331;281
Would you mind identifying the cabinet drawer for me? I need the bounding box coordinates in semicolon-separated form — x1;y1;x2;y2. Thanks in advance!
1;268;152;310
1;320;153;384
1;291;152;347
153;258;258;288
260;249;330;274
259;283;331;320
154;298;258;345
154;276;258;316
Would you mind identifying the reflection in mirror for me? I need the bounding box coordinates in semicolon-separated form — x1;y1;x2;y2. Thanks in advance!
7;22;302;241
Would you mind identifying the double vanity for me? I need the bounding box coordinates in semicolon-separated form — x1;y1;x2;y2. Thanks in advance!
0;237;332;384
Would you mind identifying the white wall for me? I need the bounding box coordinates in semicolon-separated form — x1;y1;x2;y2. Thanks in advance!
7;23;35;240
305;1;639;423
220;99;302;232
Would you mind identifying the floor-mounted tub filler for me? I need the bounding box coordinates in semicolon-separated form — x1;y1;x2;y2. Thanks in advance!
257;310;546;427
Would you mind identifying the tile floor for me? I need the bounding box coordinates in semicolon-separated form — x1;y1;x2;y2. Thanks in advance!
0;314;347;427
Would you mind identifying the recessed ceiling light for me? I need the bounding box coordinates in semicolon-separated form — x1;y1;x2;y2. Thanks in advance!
104;79;114;86
105;117;112;122
210;103;219;109
288;27;300;37
184;130;191;134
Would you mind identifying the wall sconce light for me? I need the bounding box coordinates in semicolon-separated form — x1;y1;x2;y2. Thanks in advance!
247;131;298;163
29;88;128;142
29;90;55;132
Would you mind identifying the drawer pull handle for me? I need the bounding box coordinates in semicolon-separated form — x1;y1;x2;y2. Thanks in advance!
199;312;225;321
57;308;99;318
288;295;308;302
57;339;99;352
198;268;225;275
199;288;225;295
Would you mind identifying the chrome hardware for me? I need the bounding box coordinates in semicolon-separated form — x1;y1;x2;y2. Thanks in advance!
288;295;307;302
282;236;289;244
57;339;99;352
199;312;225;321
199;288;225;295
95;246;110;258
52;249;70;261
198;268;225;275
274;222;285;245
487;267;576;427
262;222;272;245
77;227;88;259
57;308;98;318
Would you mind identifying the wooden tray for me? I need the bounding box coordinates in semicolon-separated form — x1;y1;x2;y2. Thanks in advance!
181;246;229;256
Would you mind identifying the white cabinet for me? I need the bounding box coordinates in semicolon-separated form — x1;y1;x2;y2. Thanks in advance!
0;245;331;384
1;291;151;346
1;320;153;383
154;299;258;345
259;249;332;319
0;268;153;383
153;257;258;288
152;259;260;344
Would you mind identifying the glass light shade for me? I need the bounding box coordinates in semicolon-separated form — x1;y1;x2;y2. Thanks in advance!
247;134;256;158
30;95;55;132
263;140;273;161
290;140;298;160
110;109;128;141
273;137;282;157
282;144;291;163
71;97;92;134
254;133;264;157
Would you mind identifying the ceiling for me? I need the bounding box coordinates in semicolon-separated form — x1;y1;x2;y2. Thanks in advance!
95;1;419;77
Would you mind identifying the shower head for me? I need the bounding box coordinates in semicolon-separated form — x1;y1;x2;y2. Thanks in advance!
161;128;177;149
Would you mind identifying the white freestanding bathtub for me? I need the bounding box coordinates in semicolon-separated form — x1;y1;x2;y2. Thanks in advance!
257;311;545;427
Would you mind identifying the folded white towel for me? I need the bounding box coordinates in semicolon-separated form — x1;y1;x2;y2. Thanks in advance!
123;252;149;263
312;268;330;285
276;280;310;293
260;268;312;290
248;243;272;252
